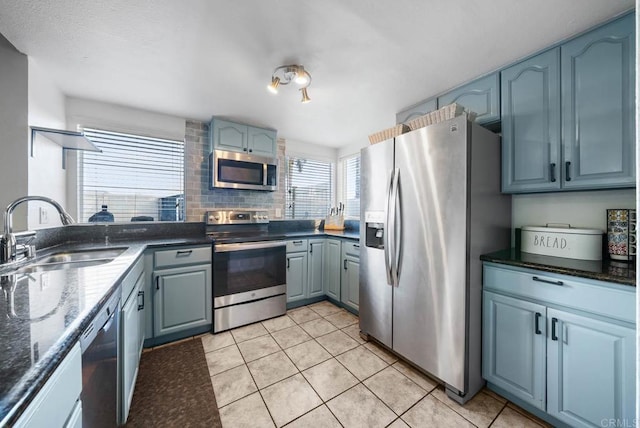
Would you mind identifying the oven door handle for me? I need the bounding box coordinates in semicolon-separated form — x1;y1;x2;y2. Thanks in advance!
215;240;287;252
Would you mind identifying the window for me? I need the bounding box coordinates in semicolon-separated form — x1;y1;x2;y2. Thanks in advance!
342;154;360;218
79;128;184;223
285;156;334;219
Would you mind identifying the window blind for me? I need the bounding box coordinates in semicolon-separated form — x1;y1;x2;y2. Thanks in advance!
285;156;334;219
79;128;184;223
342;155;361;218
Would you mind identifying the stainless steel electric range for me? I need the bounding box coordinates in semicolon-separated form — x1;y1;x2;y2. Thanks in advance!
207;210;286;333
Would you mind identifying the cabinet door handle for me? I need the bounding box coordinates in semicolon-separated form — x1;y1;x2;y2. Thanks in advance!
156;276;160;290
287;258;290;269
176;250;193;256
344;259;347;270
249;149;253;153
565;161;571;181
138;291;145;310
551;317;558;341
535;312;542;335
243;148;247;152
532;276;563;286
309;243;313;254
549;163;556;183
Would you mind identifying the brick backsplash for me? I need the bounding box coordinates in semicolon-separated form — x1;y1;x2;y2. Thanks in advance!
184;120;287;222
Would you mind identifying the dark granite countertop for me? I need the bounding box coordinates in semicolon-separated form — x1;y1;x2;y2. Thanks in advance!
0;227;212;426
282;230;360;241
0;219;360;425
481;248;636;286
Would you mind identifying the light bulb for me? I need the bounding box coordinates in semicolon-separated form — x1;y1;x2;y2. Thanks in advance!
267;76;280;94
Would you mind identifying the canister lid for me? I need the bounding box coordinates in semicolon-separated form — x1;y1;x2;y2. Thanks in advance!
522;225;603;235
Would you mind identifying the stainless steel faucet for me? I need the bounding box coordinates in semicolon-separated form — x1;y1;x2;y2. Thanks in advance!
0;196;75;265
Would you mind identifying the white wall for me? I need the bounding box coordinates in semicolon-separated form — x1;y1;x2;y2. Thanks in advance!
27;57;68;229
512;189;636;232
285;138;337;162
66;97;186;141
0;34;28;231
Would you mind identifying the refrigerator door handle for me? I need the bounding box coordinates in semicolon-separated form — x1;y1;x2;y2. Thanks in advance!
384;168;395;286
392;168;401;282
389;168;400;286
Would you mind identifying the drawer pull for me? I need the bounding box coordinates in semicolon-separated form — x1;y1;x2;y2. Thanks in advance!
532;276;563;286
535;312;542;335
353;244;360;249
176;250;193;256
292;240;303;245
551;317;558;341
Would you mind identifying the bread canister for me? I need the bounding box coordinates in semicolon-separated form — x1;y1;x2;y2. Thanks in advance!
521;224;603;260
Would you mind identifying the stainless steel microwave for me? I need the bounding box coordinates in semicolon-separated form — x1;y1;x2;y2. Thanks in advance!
210;149;278;191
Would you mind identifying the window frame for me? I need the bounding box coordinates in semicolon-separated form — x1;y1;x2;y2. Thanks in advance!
77;127;185;223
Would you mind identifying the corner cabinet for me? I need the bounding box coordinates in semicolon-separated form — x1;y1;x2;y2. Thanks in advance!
502;13;635;193
482;263;636;427
210;117;277;157
323;239;342;300
151;245;212;340
307;239;325;298
437;72;500;125
340;241;360;312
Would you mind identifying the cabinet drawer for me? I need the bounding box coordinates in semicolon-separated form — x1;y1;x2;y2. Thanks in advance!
483;263;635;324
15;343;82;428
287;239;308;252
154;246;211;268
121;255;144;302
342;241;360;258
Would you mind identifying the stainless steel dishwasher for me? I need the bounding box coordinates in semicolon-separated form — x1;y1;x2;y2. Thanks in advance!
80;290;120;427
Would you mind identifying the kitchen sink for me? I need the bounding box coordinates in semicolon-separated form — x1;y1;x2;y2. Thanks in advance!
38;248;127;264
9;248;128;274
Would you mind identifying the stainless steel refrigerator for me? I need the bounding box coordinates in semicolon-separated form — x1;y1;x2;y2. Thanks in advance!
359;115;511;404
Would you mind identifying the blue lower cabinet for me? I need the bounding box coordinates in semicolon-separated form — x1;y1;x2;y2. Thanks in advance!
286;251;308;302
483;263;636;427
482;291;546;410
546;308;636;428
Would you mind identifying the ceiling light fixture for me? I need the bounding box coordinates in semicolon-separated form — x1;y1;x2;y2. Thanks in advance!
267;64;312;103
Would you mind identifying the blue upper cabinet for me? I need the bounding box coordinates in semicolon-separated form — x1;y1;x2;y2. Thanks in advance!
437;73;500;125
247;126;277;157
211;118;247;153
501;48;561;193
501;13;635;194
210;118;277;157
561;13;635;190
396;98;437;124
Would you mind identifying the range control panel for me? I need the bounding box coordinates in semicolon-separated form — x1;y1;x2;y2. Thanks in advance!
206;210;269;225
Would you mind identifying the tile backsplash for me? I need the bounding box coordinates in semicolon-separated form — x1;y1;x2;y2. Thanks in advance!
184;120;287;222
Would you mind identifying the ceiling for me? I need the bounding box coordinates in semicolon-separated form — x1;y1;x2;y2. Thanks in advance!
0;1;634;148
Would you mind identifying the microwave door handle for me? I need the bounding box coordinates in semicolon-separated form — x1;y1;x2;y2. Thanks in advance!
263;163;267;186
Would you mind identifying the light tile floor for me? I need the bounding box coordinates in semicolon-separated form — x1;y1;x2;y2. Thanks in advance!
202;301;552;428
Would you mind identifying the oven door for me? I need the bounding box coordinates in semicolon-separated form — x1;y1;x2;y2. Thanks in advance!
213;241;286;307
